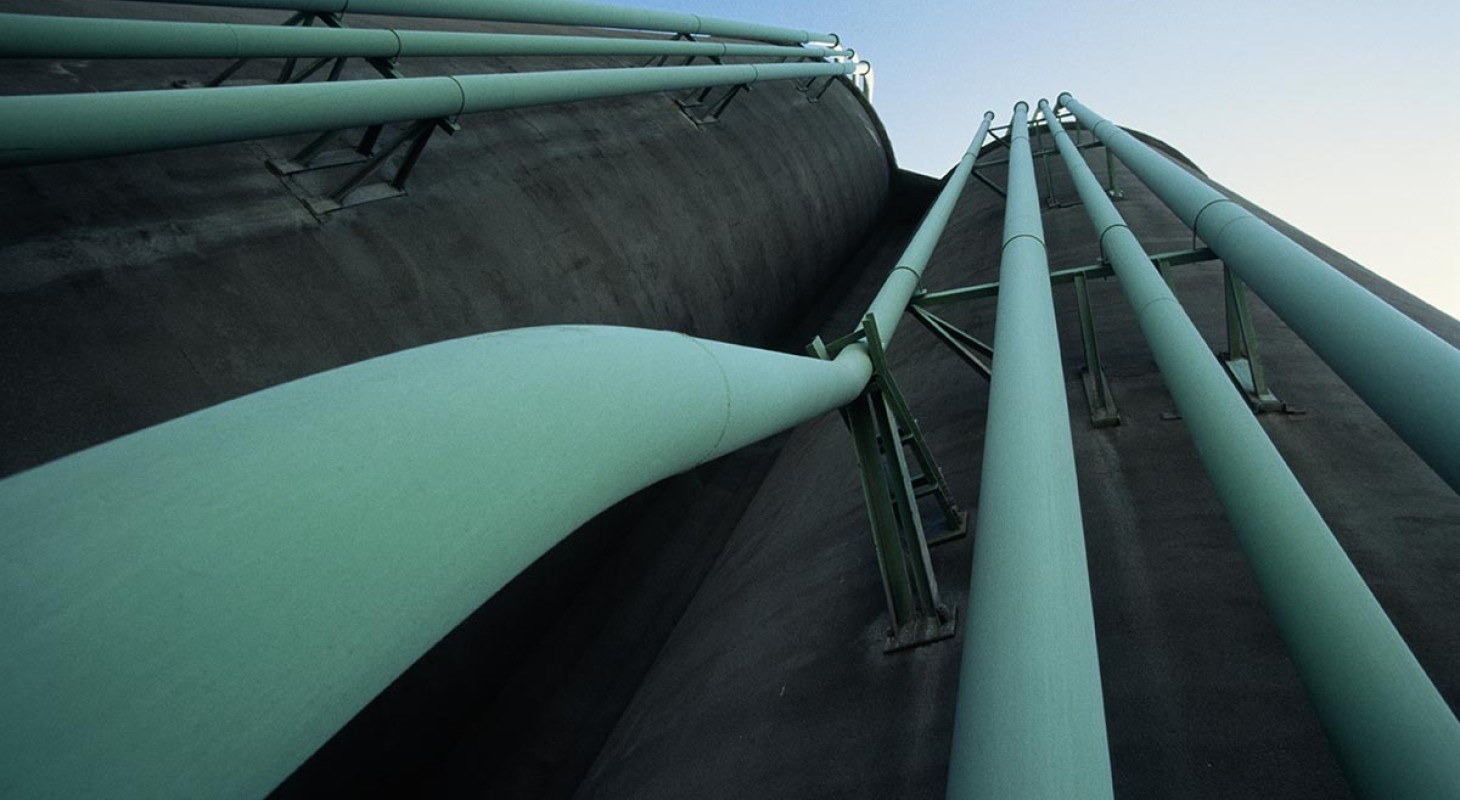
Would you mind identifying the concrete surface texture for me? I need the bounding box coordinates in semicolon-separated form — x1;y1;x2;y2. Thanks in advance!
3;4;1459;799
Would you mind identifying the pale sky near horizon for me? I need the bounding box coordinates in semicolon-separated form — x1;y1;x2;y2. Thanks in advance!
639;0;1460;320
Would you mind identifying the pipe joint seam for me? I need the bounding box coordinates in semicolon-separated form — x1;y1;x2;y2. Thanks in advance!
1001;232;1046;252
1097;223;1131;263
1190;197;1240;239
445;75;467;118
680;333;733;466
387;27;403;60
691;14;704;35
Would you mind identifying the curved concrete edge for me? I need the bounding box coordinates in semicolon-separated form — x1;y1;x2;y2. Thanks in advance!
0;324;868;799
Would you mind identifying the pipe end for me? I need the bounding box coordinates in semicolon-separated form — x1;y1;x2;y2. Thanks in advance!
854;60;872;75
1057;91;1074;106
982;110;996;121
1013;100;1029;114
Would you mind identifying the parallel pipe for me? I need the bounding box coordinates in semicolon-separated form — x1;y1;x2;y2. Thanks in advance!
861;109;996;348
945;102;1114;800
1037;98;1460;800
0;60;864;167
117;0;839;45
1059;93;1460;494
0;325;872;798
0;13;849;61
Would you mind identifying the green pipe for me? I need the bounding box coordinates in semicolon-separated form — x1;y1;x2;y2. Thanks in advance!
0;60;862;167
1037;98;1460;800
945;102;1114;800
0;13;848;61
861;110;995;348
0;325;872;798
118;0;839;45
1059;93;1460;495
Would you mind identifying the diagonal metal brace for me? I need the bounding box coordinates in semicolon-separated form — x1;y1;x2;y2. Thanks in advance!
1220;267;1287;413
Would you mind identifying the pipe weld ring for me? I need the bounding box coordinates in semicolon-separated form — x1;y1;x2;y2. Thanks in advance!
1190;198;1238;240
1001;232;1046;252
1097;223;1131;260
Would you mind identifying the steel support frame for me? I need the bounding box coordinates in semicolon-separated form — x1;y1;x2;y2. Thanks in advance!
1220;267;1285;412
206;10;343;87
825;314;960;652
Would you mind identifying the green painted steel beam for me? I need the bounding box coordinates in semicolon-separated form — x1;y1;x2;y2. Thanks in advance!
0;325;873;798
944;102;1114;800
861;110;995;349
117;0;839;44
1037;98;1460;800
1059;93;1460;495
0;60;862;167
0;13;848;61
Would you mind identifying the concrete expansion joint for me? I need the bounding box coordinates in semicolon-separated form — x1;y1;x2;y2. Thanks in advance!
1001;232;1046;252
679;333;734;465
445;76;468;118
1191;198;1239;241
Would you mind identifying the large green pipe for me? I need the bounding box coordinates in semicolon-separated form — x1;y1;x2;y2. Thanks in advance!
1037;98;1460;800
945;102;1114;800
0;325;872;798
0;60;862;167
1059;93;1460;494
862;110;995;347
118;0;839;45
0;12;848;61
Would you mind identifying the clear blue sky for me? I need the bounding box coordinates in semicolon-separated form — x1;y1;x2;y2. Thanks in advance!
638;0;1459;319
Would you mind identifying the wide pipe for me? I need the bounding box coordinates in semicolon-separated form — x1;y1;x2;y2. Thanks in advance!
0;325;872;798
1059;93;1460;494
118;0;839;45
0;60;862;167
861;110;995;348
1038;99;1460;800
945;102;1114;800
0;13;848;61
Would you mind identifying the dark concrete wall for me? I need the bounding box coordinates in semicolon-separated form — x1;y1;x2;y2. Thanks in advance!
575;127;1460;799
0;1;892;476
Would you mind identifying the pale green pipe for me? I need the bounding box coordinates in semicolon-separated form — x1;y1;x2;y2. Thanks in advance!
1037;98;1460;800
862;110;994;349
118;0;839;45
945;102;1114;800
1058;93;1460;494
0;325;872;799
0;13;848;61
0;60;861;167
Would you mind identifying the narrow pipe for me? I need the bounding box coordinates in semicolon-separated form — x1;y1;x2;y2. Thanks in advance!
1059;93;1460;494
861;110;995;349
0;325;872;798
116;0;839;45
0;13;848;61
1037;98;1460;800
945;102;1114;800
0;60;863;167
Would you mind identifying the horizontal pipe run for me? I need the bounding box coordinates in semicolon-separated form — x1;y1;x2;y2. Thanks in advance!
116;0;838;44
945;102;1114;800
860;110;995;349
0;60;863;167
1038;98;1460;800
0;324;872;798
0;13;848;61
1059;93;1460;494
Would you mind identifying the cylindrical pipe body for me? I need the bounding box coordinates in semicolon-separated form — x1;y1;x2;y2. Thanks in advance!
0;60;860;167
1059;93;1460;494
115;0;838;44
0;13;847;60
0;325;871;799
1038;99;1460;800
944;102;1114;799
861;110;995;348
